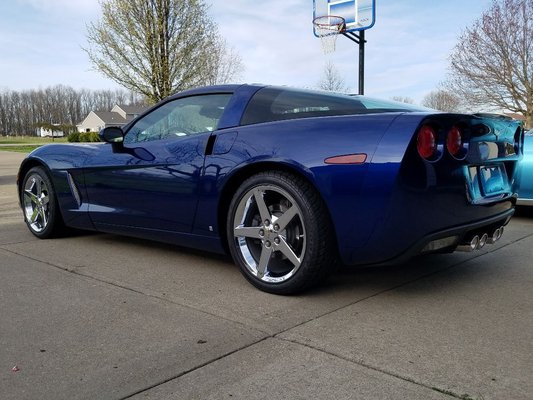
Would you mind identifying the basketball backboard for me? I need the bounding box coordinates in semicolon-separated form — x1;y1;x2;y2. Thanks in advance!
313;0;376;35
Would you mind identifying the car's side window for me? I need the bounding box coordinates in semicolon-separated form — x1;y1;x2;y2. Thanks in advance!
124;94;232;144
240;87;424;126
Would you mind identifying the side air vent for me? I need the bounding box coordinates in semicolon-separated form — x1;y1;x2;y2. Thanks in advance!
67;172;82;208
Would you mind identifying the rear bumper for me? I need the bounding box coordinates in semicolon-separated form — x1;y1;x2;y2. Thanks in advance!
344;207;514;267
391;208;513;264
340;182;516;266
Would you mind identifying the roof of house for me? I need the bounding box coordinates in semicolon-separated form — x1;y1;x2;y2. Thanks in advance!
93;111;127;125
115;104;147;115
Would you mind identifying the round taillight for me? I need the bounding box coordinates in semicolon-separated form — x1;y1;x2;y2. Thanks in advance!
417;125;437;159
447;126;463;157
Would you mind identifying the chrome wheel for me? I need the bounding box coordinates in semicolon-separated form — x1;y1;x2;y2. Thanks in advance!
23;172;50;233
233;185;306;283
228;171;335;294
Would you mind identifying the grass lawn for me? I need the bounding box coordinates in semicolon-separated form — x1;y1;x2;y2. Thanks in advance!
0;136;69;153
0;136;68;144
0;145;42;153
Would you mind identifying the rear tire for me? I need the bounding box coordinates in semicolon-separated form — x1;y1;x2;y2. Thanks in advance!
21;166;65;239
227;171;336;294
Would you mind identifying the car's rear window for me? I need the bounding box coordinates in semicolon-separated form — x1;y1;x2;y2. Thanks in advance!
240;87;426;126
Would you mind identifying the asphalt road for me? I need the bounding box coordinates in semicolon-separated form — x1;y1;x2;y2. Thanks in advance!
1;150;532;400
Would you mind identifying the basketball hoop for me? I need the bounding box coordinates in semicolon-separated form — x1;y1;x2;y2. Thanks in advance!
313;15;346;54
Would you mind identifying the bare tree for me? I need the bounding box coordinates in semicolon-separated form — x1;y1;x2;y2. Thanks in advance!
202;37;244;86
391;96;415;104
0;86;147;136
318;62;348;92
421;90;462;112
446;0;533;128
85;0;244;104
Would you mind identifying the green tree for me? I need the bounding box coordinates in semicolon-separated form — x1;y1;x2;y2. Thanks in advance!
446;0;533;128
85;0;243;104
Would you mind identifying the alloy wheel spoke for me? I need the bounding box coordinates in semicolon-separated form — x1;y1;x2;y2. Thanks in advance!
253;189;271;223
30;207;40;224
277;237;302;268
40;194;49;206
28;179;36;193
234;226;263;239
35;179;42;196
40;208;48;227
24;189;38;203
257;246;273;278
275;205;298;231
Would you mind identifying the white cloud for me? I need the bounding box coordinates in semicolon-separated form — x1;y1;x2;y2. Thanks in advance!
211;0;320;87
212;0;496;102
1;0;495;99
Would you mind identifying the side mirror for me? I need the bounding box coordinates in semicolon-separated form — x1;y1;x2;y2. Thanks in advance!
98;126;154;161
99;126;124;143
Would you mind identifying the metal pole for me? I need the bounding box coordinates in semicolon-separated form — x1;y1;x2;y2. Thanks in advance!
341;31;367;95
358;30;365;95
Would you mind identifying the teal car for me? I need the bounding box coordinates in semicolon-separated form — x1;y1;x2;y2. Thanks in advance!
517;129;533;206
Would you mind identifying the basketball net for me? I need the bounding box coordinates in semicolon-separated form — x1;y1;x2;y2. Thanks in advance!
313;15;346;54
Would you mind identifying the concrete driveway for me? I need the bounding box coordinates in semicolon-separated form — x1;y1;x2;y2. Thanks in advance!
1;150;532;400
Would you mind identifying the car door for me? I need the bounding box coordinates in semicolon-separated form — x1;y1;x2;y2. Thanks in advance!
83;93;233;234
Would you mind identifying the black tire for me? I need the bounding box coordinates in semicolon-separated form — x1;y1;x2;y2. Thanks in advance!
21;166;65;239
227;171;336;294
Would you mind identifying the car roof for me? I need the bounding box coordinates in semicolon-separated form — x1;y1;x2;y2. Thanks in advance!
168;84;265;99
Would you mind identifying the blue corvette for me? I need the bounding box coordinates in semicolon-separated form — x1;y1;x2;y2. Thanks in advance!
18;85;524;294
517;129;533;206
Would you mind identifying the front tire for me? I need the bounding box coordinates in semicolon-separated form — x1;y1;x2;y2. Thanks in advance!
227;171;335;294
21;166;64;239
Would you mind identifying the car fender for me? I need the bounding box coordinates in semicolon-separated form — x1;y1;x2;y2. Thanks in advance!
18;144;101;230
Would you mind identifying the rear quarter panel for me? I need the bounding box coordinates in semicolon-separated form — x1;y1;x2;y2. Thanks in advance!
195;112;415;251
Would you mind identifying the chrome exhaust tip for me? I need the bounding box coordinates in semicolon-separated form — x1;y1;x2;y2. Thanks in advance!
456;235;480;252
456;226;505;253
477;233;488;249
487;227;503;244
487;228;498;244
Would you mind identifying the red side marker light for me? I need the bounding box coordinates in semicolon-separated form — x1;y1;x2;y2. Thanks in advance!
324;154;367;165
417;125;437;160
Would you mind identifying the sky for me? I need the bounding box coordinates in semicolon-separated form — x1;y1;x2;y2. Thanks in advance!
0;0;494;104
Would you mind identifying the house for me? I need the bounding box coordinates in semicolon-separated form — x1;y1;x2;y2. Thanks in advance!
76;104;147;133
36;125;65;138
111;104;146;120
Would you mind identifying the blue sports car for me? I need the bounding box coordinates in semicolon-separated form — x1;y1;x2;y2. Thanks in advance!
517;129;533;206
18;85;524;294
